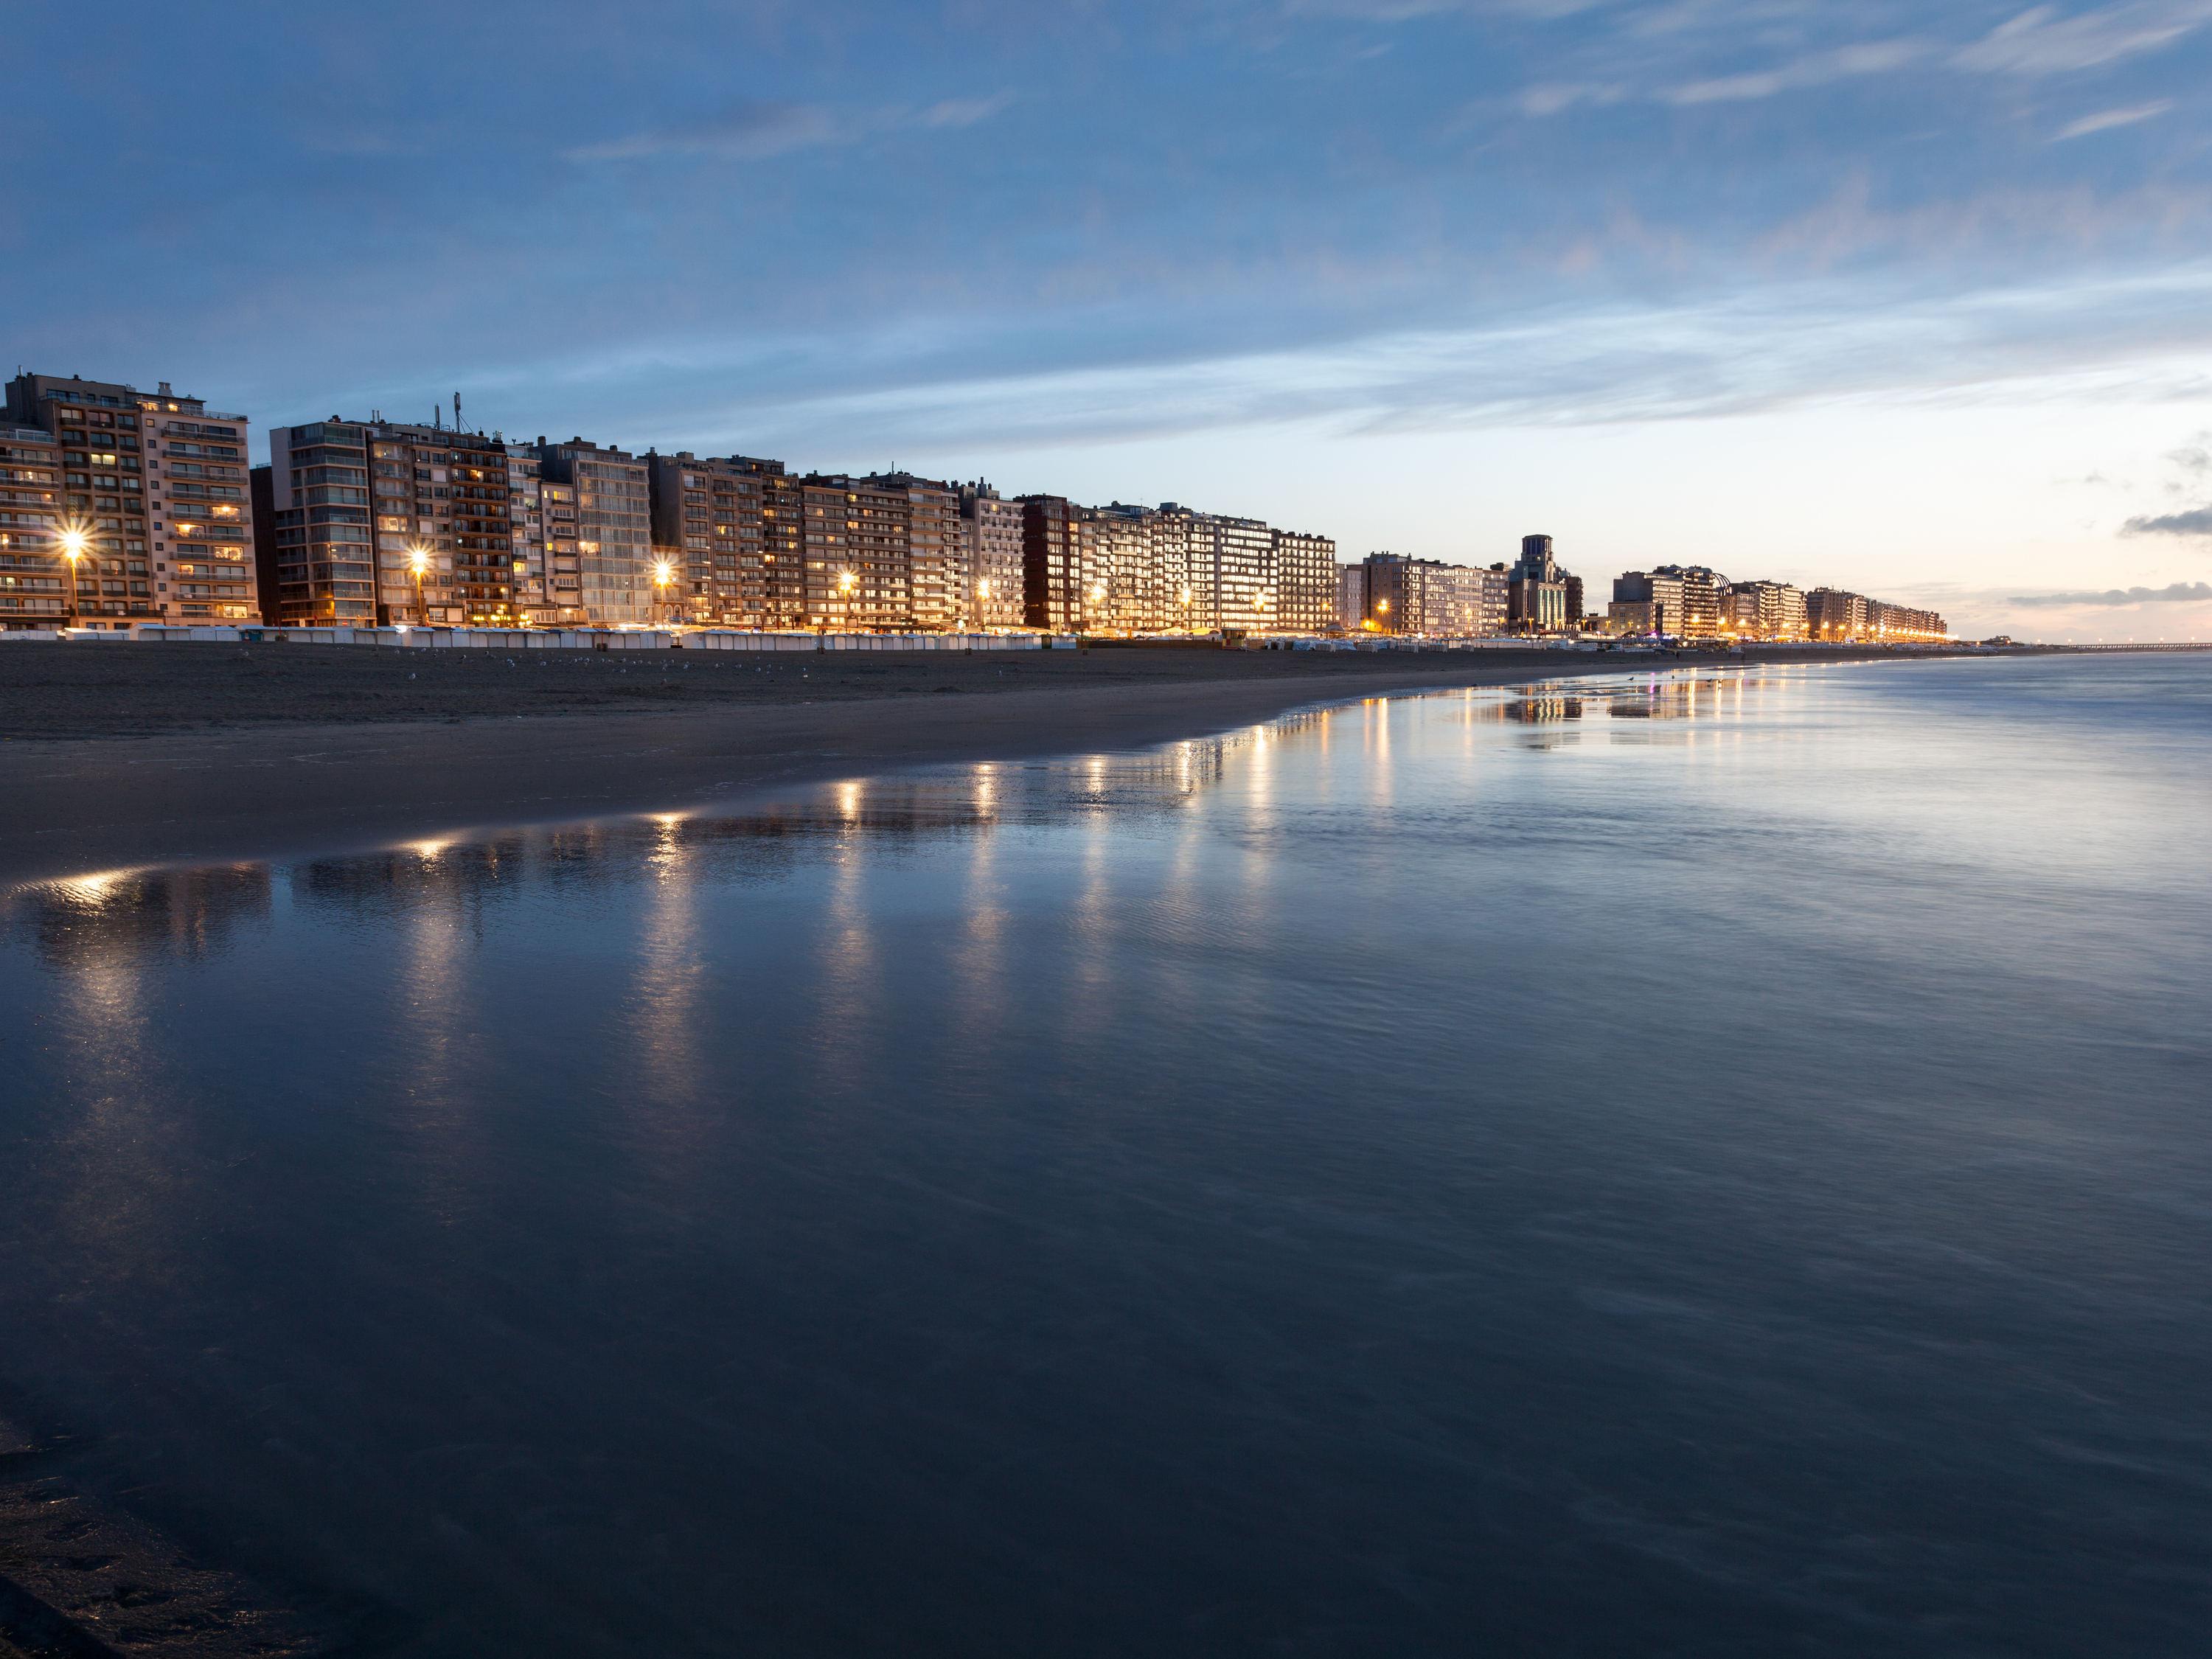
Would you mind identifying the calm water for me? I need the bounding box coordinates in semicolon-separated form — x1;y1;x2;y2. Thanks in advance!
4;654;2211;1656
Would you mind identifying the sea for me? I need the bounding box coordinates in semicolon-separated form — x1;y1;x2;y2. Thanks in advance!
2;652;2209;1656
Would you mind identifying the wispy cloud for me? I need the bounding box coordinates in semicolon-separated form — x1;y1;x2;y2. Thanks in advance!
1666;40;1927;106
566;94;1012;164
1508;1;2212;117
1954;1;2212;76
920;94;1015;129
2121;505;2212;536
2010;580;2212;603
566;102;845;163
2054;100;2174;139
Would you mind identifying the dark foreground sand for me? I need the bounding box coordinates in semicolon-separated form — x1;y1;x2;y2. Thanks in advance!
0;641;1946;888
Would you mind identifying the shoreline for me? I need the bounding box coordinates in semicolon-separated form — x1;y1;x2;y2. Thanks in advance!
0;647;1970;888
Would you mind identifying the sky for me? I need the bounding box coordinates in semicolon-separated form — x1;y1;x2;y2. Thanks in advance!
10;1;2212;639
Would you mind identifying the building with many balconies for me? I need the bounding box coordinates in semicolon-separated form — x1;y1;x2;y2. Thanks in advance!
7;372;259;626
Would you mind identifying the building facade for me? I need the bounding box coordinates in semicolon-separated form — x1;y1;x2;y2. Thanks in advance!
871;473;964;630
1335;562;1368;632
1725;579;1809;641
649;452;768;626
1020;495;1085;632
1805;587;1868;641
1363;552;1508;635
1271;528;1338;633
961;484;1026;628
261;420;371;624
1650;565;1728;636
0;423;64;627
7;372;258;627
266;418;512;625
802;475;913;630
534;438;651;626
1506;533;1573;634
1865;598;1947;641
1608;571;1687;635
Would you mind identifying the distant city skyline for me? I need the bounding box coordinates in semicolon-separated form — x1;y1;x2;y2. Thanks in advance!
12;2;2212;640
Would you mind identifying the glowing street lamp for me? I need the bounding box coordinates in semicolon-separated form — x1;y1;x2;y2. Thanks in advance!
57;523;89;628
406;544;433;625
653;557;675;625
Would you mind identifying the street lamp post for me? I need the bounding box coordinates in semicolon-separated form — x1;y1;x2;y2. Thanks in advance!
58;525;89;630
653;558;676;627
406;545;432;625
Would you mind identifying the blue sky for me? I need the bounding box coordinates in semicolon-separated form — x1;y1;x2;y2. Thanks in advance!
12;1;2212;636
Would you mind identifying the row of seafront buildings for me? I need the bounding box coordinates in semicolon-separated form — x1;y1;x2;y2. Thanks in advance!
0;369;1338;635
1337;545;1947;644
0;368;1943;641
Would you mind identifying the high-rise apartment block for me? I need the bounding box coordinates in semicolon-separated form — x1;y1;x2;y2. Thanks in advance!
534;438;650;626
1336;562;1368;632
1020;495;1085;632
263;418;511;625
1725;580;1808;641
961;484;1026;628
0;422;64;627
1648;565;1728;637
4;372;258;627
1865;599;1946;641
801;475;914;630
647;452;768;626
1805;587;1868;641
870;473;964;630
1362;552;1508;635
505;445;581;626
1610;570;1687;634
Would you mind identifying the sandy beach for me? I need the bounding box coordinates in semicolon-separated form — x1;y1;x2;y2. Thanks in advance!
0;641;1949;887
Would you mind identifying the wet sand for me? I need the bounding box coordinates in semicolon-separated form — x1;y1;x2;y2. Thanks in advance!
0;642;1944;888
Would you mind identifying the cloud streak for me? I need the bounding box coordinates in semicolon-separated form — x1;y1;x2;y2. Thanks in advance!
566;95;1011;164
2009;580;2212;604
2121;505;2212;536
2054;100;2174;139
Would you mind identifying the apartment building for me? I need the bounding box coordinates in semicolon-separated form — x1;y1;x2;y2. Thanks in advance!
1271;528;1338;633
0;424;64;627
1019;495;1085;632
540;474;582;621
6;372;258;626
263;418;510;625
648;452;765;625
960;484;1026;628
1865;599;1947;641
505;445;579;626
1804;587;1868;641
801;475;912;629
868;473;963;629
257;421;366;623
535;438;651;625
1363;552;1508;635
1610;570;1687;635
1649;565;1729;636
1725;579;1809;641
1335;562;1367;632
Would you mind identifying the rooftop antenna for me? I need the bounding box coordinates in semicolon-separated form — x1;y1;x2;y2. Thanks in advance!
454;392;462;432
